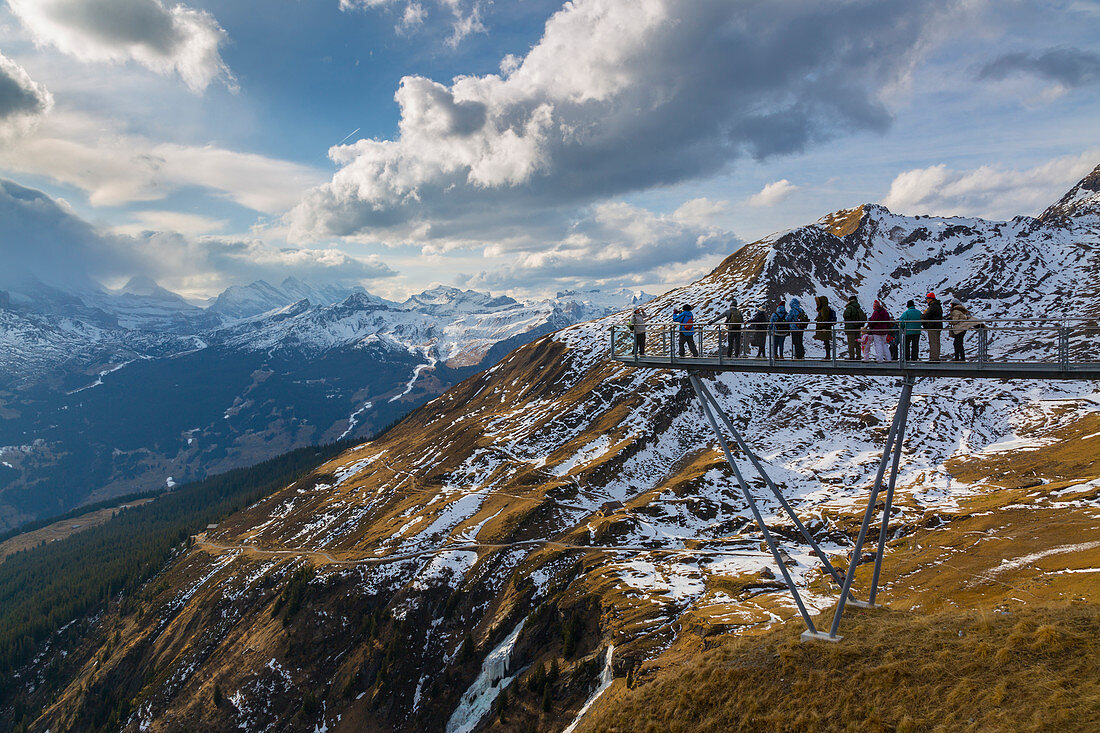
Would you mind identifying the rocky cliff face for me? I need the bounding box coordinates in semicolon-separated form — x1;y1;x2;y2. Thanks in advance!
25;165;1100;732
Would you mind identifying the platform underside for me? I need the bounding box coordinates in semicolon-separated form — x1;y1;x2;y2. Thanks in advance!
612;355;1100;380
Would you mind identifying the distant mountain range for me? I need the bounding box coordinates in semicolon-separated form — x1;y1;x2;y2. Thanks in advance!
27;163;1100;733
0;276;652;530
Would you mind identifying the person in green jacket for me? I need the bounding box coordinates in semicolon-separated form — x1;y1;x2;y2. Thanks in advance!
899;299;923;361
842;295;865;360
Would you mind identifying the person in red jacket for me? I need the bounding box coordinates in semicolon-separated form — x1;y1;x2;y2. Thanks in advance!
866;299;893;363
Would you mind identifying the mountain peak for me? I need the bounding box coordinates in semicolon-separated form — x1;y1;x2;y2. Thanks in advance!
1038;162;1100;225
402;286;518;314
815;205;870;238
120;275;165;297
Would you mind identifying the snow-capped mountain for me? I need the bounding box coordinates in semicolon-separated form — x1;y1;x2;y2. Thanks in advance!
208;277;374;320
0;277;652;530
22;164;1100;733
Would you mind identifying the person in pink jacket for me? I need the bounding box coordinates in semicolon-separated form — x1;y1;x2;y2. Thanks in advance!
866;299;893;363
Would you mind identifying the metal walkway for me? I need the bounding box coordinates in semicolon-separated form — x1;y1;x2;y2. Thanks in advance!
609;319;1100;641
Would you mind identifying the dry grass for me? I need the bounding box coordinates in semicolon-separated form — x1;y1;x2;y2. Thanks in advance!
0;497;155;561
581;602;1100;733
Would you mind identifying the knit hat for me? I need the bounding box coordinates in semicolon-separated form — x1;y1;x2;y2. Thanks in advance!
907;299;915;307
926;292;935;299
849;295;858;301
873;299;882;308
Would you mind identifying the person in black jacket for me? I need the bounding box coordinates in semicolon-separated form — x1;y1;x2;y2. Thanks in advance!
842;296;866;360
923;292;943;361
747;306;768;357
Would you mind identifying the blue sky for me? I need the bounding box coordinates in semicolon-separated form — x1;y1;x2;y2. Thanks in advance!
0;0;1098;300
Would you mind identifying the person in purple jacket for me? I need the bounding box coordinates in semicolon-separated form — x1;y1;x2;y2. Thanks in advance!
866;299;893;363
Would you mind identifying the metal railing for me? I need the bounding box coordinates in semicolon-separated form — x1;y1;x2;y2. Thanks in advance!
610;318;1100;371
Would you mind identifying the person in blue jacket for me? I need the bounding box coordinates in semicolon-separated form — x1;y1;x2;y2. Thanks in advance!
786;297;809;359
673;303;698;357
769;304;789;359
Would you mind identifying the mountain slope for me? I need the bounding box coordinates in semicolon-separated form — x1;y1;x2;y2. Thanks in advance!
0;282;650;530
19;164;1100;733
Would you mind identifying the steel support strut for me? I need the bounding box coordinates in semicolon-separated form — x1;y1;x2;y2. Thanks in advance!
688;374;819;635
869;378;914;604
692;379;851;594
828;376;916;638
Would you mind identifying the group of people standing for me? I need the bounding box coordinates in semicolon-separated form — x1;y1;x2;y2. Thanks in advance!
627;292;982;362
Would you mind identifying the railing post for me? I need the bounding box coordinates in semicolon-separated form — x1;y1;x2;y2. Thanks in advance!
1059;325;1070;371
978;327;987;369
831;326;837;368
670;325;676;364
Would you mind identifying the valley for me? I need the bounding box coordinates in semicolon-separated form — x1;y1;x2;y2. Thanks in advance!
5;165;1100;732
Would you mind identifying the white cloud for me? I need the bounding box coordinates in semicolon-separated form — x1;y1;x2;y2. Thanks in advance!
747;179;798;207
0;111;327;212
290;0;954;252
461;199;739;290
7;0;233;92
398;3;427;33
339;0;484;46
118;210;228;236
0;178;396;295
880;150;1100;219
0;51;53;137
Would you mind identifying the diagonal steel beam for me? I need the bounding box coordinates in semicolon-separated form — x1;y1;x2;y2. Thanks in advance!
688;374;819;635
869;376;916;604
827;376;914;638
692;378;850;593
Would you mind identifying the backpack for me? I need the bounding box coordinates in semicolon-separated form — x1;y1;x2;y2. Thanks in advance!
797;309;809;328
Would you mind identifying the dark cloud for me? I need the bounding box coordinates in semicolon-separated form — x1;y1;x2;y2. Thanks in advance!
978;46;1100;87
56;0;180;54
0;53;52;130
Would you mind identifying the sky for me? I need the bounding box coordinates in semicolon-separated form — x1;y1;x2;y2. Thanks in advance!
0;0;1098;301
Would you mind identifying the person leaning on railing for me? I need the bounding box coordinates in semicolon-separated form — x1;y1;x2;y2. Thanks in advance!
813;296;837;360
843;295;866;360
899;300;923;360
708;298;743;357
673;303;699;357
867;299;892;363
923;292;943;361
748;305;769;357
947;298;984;361
769;304;790;359
628;306;647;357
786;298;809;359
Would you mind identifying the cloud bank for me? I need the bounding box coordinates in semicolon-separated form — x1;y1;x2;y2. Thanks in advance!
0;113;326;213
289;0;954;287
880;151;1100;220
8;0;233;92
0;179;393;295
0;52;53;137
462;199;738;290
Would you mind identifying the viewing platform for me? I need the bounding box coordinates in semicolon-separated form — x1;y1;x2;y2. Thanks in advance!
608;317;1100;640
610;321;1100;380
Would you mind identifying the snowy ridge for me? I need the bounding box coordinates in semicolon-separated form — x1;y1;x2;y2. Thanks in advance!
41;165;1100;733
